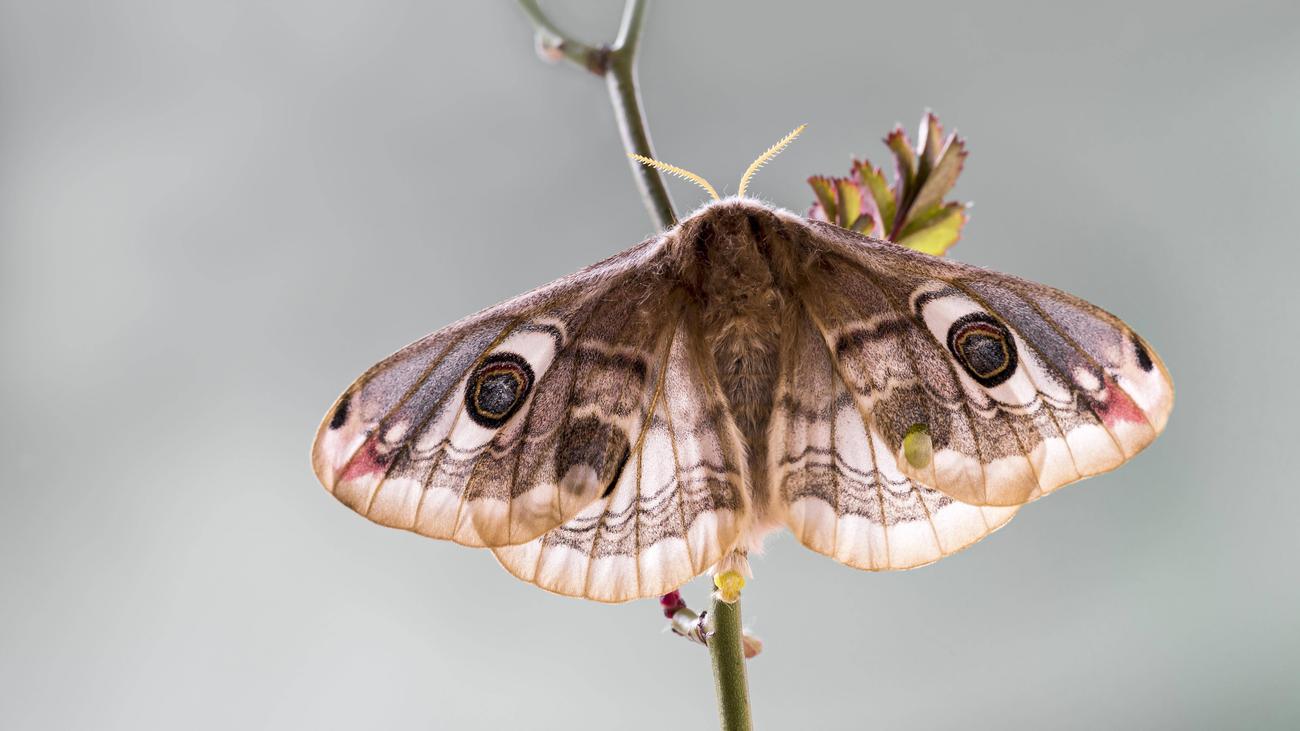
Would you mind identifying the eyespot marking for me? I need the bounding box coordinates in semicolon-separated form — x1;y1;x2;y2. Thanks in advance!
947;312;1018;387
465;352;535;429
329;395;350;430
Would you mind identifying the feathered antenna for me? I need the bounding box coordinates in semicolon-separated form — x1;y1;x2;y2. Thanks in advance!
628;154;720;202
737;124;807;198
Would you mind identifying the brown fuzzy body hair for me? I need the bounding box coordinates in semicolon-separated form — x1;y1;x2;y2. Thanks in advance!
667;201;814;522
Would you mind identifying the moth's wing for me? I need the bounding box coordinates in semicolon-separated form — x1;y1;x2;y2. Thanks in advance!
311;237;730;548
769;302;1020;570
494;305;750;602
791;218;1173;508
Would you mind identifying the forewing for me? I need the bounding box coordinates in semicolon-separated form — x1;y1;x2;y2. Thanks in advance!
494;306;750;602
796;218;1173;507
311;238;695;547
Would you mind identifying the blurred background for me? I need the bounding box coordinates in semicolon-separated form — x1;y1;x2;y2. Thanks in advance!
2;1;1298;729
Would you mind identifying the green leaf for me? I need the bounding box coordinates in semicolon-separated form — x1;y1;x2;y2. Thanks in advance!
834;178;862;229
897;201;947;240
896;203;967;255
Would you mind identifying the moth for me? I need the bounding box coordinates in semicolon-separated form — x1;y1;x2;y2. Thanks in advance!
312;129;1173;603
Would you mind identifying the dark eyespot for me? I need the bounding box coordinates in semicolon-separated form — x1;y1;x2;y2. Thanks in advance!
465;352;534;428
329;395;350;430
947;312;1018;387
1132;334;1154;372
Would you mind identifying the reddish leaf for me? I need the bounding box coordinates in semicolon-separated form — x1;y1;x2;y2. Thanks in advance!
885;127;917;204
852;160;894;238
808;176;837;223
916;112;945;180
850;213;875;234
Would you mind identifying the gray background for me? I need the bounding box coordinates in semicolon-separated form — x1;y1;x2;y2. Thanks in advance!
2;1;1297;729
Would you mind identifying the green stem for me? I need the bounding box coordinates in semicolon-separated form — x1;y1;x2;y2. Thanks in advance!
605;0;676;228
516;0;676;229
708;595;753;731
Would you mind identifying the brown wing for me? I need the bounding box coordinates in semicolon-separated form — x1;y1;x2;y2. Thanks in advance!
789;217;1173;508
312;235;748;597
